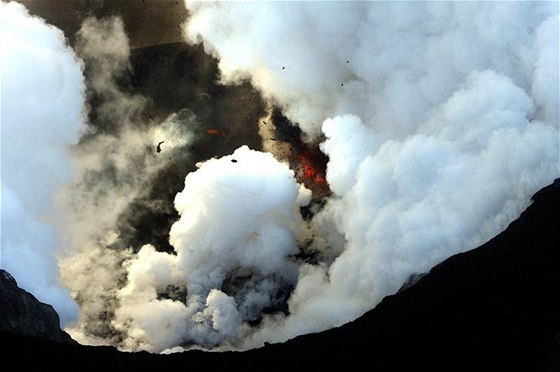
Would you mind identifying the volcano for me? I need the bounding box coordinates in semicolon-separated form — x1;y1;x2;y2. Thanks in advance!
3;0;558;360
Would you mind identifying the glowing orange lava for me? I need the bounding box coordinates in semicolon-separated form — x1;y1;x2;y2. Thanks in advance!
293;147;329;196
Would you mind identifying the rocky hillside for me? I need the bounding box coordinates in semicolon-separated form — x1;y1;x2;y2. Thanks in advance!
1;179;558;371
0;270;75;344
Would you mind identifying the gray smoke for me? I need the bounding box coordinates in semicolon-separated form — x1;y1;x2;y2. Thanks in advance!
54;14;195;345
47;9;286;351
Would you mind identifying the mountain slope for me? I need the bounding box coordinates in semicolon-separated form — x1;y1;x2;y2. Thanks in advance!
0;270;75;344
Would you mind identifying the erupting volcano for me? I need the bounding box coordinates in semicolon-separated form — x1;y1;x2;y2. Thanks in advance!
1;0;558;358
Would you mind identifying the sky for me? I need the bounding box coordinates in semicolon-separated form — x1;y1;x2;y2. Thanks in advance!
1;0;558;353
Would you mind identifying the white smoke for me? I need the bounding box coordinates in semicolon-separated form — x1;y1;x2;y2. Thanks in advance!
111;146;311;351
184;1;559;347
0;1;85;326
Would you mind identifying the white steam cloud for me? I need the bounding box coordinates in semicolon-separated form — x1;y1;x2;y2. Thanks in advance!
0;1;85;326
111;146;310;351
184;1;559;346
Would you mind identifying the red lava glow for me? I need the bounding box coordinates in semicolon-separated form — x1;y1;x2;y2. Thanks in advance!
300;156;327;185
208;128;227;138
301;157;317;179
292;145;330;197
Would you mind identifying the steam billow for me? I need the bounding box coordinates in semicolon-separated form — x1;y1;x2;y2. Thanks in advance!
113;146;310;350
1;1;558;353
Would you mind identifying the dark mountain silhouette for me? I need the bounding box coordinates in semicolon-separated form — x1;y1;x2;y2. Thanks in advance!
1;179;558;371
0;270;75;344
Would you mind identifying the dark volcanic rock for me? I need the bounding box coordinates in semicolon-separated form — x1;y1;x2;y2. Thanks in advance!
1;179;558;371
0;270;75;344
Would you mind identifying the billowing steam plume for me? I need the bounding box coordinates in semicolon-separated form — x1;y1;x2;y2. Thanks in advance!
1;0;558;354
184;0;559;348
0;1;84;325
112;146;310;350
